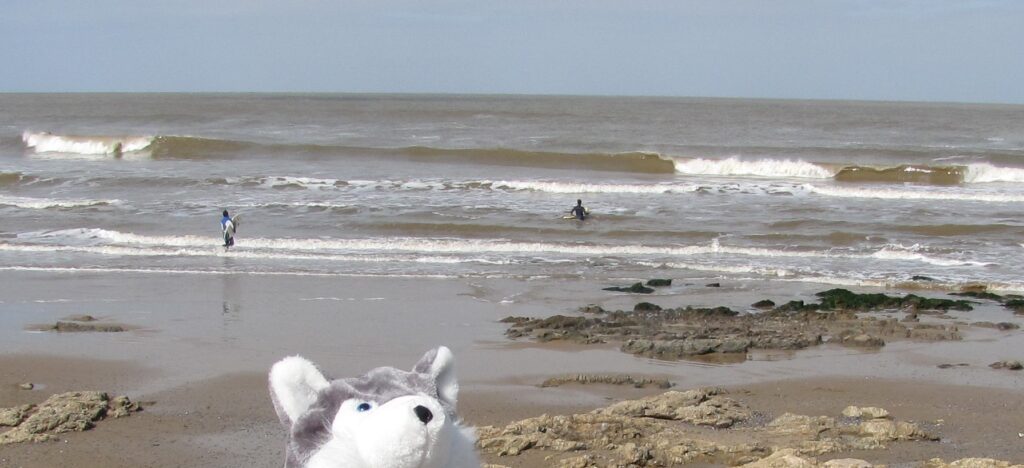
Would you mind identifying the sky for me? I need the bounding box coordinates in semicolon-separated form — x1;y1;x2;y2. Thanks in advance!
2;0;1023;104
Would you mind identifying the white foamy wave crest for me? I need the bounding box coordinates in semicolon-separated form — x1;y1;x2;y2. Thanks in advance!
260;176;341;190
804;184;1024;203
492;180;695;194
637;260;793;277
0;196;118;209
0;265;456;279
0;243;506;265
22;131;153;155
673;157;835;179
17;228;983;267
962;163;1024;183
870;244;990;267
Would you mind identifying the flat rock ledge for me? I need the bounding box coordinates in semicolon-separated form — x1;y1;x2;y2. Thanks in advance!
0;391;141;444
476;387;959;467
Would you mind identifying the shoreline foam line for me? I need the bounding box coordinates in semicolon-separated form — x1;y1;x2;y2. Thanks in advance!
8;230;989;267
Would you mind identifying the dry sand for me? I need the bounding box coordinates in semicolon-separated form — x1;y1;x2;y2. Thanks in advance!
1;271;1023;467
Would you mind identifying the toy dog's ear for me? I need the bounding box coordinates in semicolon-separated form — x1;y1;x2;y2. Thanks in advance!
269;356;330;426
413;346;458;408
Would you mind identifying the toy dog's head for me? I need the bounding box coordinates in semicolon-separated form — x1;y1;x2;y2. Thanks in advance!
269;346;479;468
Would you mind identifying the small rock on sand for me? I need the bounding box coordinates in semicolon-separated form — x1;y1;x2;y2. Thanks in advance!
989;360;1023;371
841;406;890;419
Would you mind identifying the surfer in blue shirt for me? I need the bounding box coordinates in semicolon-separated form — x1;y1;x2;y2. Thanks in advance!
570;199;589;221
221;210;236;249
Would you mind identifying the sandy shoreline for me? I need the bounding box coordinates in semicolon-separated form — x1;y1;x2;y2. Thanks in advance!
1;271;1023;466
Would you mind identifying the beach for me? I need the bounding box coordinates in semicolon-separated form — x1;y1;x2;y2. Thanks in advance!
1;271;1023;467
1;94;1024;466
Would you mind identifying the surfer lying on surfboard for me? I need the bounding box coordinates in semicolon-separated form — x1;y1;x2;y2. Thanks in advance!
569;199;589;220
221;209;239;250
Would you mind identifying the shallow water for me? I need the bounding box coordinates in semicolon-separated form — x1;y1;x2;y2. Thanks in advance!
1;94;1023;291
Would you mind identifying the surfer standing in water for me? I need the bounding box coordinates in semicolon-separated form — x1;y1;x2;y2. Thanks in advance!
221;210;236;250
570;199;589;221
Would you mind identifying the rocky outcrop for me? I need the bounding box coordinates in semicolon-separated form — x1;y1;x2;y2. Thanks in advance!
478;387;940;467
502;289;964;361
540;374;672;389
0;391;141;445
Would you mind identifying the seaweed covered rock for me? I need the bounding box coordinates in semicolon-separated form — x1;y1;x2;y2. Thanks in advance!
816;289;973;312
646;279;673;287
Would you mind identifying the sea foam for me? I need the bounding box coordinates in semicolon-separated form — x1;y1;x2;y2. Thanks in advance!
22;131;154;155
15;228;983;268
0;196;118;209
804;184;1024;203
673;157;835;179
962;163;1024;183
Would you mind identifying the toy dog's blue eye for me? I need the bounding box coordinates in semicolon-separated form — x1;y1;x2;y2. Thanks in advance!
356;402;372;412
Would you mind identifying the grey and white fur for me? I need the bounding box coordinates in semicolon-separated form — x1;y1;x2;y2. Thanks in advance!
269;346;480;468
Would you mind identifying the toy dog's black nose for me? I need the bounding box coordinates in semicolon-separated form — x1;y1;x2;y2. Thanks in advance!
413;405;433;424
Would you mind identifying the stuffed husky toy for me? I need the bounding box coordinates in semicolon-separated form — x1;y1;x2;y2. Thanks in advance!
269;346;480;468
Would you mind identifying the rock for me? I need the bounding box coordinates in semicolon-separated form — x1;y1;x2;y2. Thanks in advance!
478;386;942;467
768;413;836;436
633;302;662;312
577;305;605;314
740;448;817;468
646;278;672;287
816;289;973;312
18;383;34;390
823;459;873;468
621;338;748;359
856;419;934;442
925;458;1024;468
0;391;141;445
912;275;935;281
603;282;654;294
540;374;672;389
989;360;1023;371
752;299;776;309
841;406;890;419
598;388;750;428
835;332;885;348
706;282;721;288
61;314;96;322
1002;299;1024;314
50;321;127;333
0;405;33;426
950;291;1004;301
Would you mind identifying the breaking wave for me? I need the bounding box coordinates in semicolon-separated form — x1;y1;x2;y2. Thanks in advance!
22;131;153;156
673;157;836;179
18;131;1024;185
672;157;1024;185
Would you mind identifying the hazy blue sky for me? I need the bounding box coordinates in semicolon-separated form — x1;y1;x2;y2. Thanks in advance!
2;0;1022;103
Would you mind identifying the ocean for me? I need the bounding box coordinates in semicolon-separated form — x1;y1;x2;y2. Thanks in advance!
2;93;1023;292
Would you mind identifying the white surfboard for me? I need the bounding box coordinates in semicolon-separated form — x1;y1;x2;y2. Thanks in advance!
223;214;241;247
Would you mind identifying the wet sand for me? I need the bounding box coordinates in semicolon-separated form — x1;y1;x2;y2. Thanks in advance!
1;271;1023;466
